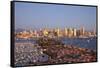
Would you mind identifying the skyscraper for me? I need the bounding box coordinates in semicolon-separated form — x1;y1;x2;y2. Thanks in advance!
64;28;68;37
73;28;77;37
68;28;73;37
80;27;85;36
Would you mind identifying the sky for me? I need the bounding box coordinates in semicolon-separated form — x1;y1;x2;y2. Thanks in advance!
15;2;97;31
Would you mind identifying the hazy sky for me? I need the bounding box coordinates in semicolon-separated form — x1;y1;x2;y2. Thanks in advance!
15;2;97;31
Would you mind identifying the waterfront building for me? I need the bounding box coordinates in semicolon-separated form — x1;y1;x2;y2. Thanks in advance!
64;28;68;37
73;28;77;37
68;28;73;37
34;30;37;36
80;27;85;36
76;30;80;37
54;28;61;37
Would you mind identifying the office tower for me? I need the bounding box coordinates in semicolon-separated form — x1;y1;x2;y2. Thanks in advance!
56;28;60;37
64;28;68;36
80;27;85;36
34;30;37;35
54;28;60;37
68;28;73;37
73;28;77;37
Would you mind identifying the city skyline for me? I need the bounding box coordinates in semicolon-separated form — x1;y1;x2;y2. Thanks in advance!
15;2;97;31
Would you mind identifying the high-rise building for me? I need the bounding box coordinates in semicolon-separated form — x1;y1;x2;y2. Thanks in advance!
54;28;61;37
80;27;85;36
56;28;60;37
34;30;37;35
73;28;77;37
68;28;73;37
76;30;80;37
64;28;68;36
